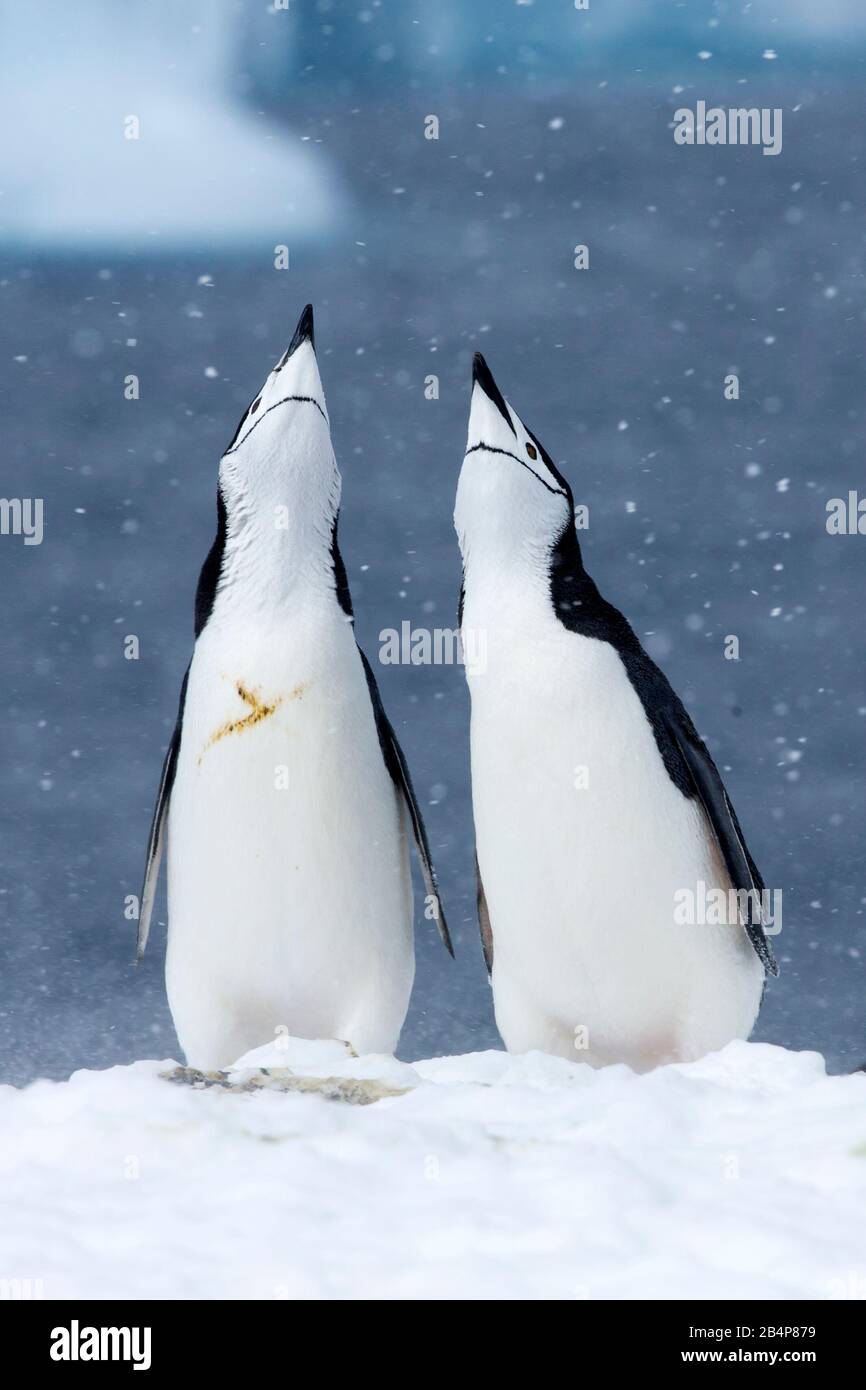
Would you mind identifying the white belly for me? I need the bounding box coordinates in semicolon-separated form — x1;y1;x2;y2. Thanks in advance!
166;612;413;1068
468;610;763;1069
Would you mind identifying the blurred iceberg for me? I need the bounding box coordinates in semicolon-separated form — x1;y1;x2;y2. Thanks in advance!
0;0;341;250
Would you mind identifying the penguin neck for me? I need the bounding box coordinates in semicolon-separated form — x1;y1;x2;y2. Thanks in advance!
462;518;590;634
547;518;599;624
211;472;348;625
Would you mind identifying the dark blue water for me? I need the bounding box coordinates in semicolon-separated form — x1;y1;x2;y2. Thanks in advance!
1;80;864;1085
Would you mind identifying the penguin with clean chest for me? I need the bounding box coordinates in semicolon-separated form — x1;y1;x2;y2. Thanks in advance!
455;352;777;1070
138;305;452;1070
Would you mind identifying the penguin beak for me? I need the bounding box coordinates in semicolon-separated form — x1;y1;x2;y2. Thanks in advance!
468;352;517;445
278;303;315;368
269;303;328;423
222;304;328;456
464;353;571;501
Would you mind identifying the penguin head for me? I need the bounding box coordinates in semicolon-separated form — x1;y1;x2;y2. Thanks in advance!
455;353;574;567
219;303;340;528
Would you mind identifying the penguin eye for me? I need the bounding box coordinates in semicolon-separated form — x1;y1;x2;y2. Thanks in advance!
250;396;262;415
525;442;538;460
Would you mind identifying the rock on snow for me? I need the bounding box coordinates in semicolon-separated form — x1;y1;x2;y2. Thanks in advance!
1;1039;865;1300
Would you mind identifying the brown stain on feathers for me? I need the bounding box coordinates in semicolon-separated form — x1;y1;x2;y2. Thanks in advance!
198;680;307;763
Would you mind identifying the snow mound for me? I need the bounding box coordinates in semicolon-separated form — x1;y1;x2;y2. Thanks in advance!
1;1040;865;1300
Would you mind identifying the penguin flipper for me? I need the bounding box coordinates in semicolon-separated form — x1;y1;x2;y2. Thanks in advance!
476;854;494;975
137;668;188;961
667;713;779;977
358;649;454;957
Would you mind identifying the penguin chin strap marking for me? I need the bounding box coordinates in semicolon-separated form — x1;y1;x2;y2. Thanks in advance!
465;441;567;497
223;395;328;457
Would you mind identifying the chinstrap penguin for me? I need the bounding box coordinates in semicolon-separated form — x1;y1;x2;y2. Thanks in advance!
138;304;452;1069
455;351;777;1071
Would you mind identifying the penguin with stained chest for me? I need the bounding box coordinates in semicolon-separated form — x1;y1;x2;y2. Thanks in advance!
455;352;777;1070
138;305;452;1069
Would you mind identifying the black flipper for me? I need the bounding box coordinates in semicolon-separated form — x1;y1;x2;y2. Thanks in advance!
476;854;494;976
359;649;454;957
667;711;779;977
137;668;189;961
543;512;778;982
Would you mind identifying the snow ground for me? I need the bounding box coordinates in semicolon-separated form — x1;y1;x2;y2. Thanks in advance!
1;1038;865;1301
